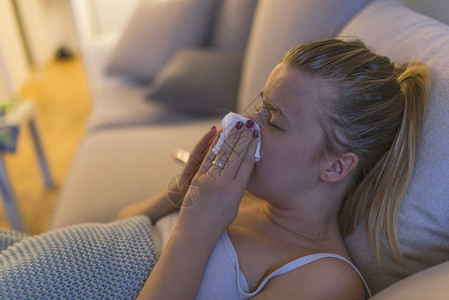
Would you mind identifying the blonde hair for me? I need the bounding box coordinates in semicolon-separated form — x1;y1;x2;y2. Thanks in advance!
283;39;430;265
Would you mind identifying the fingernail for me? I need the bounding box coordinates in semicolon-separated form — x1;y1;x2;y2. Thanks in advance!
210;126;216;130
246;120;254;128
235;121;243;130
253;130;259;138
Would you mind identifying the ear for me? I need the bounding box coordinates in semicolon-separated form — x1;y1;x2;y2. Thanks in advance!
319;153;358;183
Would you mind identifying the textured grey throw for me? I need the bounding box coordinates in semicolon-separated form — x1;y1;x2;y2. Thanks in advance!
0;216;157;299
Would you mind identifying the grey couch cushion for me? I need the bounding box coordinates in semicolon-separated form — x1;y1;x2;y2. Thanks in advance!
147;48;242;116
48;120;221;230
339;0;449;294
237;0;371;114
87;84;212;131
210;0;259;56
105;0;218;82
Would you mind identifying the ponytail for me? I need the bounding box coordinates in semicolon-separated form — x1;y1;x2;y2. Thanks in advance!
341;63;430;265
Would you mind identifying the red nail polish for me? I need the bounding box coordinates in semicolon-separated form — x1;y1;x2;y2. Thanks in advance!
235;121;243;129
246;120;254;128
210;126;216;130
253;130;259;138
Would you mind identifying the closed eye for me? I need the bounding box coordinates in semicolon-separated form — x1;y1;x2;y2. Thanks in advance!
266;108;283;130
256;103;283;130
265;106;283;130
257;97;283;131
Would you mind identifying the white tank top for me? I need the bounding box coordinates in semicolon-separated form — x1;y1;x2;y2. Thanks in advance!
195;230;371;299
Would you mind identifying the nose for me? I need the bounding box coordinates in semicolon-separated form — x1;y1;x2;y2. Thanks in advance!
250;109;269;131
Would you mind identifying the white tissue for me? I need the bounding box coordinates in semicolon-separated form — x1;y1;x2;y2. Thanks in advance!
212;112;262;161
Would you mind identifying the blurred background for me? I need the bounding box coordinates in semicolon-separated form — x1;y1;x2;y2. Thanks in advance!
0;0;138;234
0;0;88;234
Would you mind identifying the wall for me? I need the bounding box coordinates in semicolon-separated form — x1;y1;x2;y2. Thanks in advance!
0;68;7;96
16;0;78;67
0;0;79;95
91;0;140;34
0;0;29;93
42;0;78;52
16;0;52;68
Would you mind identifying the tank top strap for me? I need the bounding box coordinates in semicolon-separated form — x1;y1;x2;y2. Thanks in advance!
222;232;372;298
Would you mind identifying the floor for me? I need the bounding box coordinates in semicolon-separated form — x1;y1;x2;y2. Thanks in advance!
0;57;91;235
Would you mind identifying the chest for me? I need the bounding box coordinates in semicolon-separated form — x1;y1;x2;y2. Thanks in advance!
226;198;315;292
225;227;303;292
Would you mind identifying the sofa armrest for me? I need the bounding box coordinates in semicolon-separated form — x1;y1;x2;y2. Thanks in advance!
371;261;449;299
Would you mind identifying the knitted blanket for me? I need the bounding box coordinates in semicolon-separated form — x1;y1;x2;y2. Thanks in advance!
0;216;158;299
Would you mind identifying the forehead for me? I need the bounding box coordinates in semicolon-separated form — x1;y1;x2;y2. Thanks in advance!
263;64;329;121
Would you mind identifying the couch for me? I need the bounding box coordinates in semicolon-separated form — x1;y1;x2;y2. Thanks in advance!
49;0;449;298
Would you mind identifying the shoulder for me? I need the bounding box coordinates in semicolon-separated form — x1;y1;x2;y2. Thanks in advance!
252;256;366;300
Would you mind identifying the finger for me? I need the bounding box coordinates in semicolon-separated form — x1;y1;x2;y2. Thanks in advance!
211;121;245;172
179;127;218;190
201;128;223;155
184;128;221;179
234;132;259;183
188;126;218;167
223;125;257;177
197;131;221;176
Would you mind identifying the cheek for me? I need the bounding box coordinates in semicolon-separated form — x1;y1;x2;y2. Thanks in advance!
258;136;295;173
248;141;300;196
259;133;319;173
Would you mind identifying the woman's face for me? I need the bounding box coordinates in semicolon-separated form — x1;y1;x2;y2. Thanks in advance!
246;63;333;205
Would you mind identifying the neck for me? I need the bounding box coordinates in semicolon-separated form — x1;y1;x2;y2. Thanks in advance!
253;183;347;241
259;202;337;241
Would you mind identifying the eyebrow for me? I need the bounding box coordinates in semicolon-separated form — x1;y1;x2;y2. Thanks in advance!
260;92;289;124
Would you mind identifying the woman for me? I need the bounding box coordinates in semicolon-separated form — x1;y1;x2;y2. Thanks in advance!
118;39;430;299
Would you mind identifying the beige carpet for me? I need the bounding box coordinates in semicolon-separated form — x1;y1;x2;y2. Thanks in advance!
0;57;91;235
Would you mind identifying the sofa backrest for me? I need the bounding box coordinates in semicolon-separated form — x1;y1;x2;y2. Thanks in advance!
208;0;259;56
339;0;449;294
401;0;449;26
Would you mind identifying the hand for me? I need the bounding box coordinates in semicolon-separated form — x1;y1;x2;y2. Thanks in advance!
167;126;220;208
177;120;259;235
